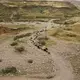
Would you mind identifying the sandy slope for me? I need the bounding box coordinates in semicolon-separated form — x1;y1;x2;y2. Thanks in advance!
0;20;75;80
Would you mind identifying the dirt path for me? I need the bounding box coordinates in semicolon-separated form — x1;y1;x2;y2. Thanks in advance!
48;35;74;80
49;48;74;80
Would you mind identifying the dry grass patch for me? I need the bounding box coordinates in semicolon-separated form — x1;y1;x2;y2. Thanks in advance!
38;37;56;47
48;27;80;42
56;31;80;42
71;23;80;34
48;28;62;36
45;39;56;47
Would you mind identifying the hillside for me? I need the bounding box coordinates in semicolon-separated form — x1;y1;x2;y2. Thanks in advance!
0;1;80;80
0;1;80;22
68;1;80;9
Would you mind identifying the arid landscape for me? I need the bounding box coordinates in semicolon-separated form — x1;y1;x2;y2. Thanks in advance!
0;0;80;80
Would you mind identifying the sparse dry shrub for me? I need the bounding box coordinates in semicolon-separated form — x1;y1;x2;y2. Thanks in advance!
46;75;53;79
66;33;77;37
40;40;46;46
28;59;33;63
51;28;62;36
0;67;17;75
63;27;72;31
10;42;18;46
14;33;31;40
0;59;2;62
15;46;25;53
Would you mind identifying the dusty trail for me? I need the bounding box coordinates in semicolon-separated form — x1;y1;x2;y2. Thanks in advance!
47;19;74;80
49;48;74;80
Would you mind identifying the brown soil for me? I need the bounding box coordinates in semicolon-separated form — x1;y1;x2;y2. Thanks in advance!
0;25;25;35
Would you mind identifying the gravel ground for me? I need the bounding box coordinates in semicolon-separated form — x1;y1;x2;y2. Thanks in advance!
0;20;80;80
